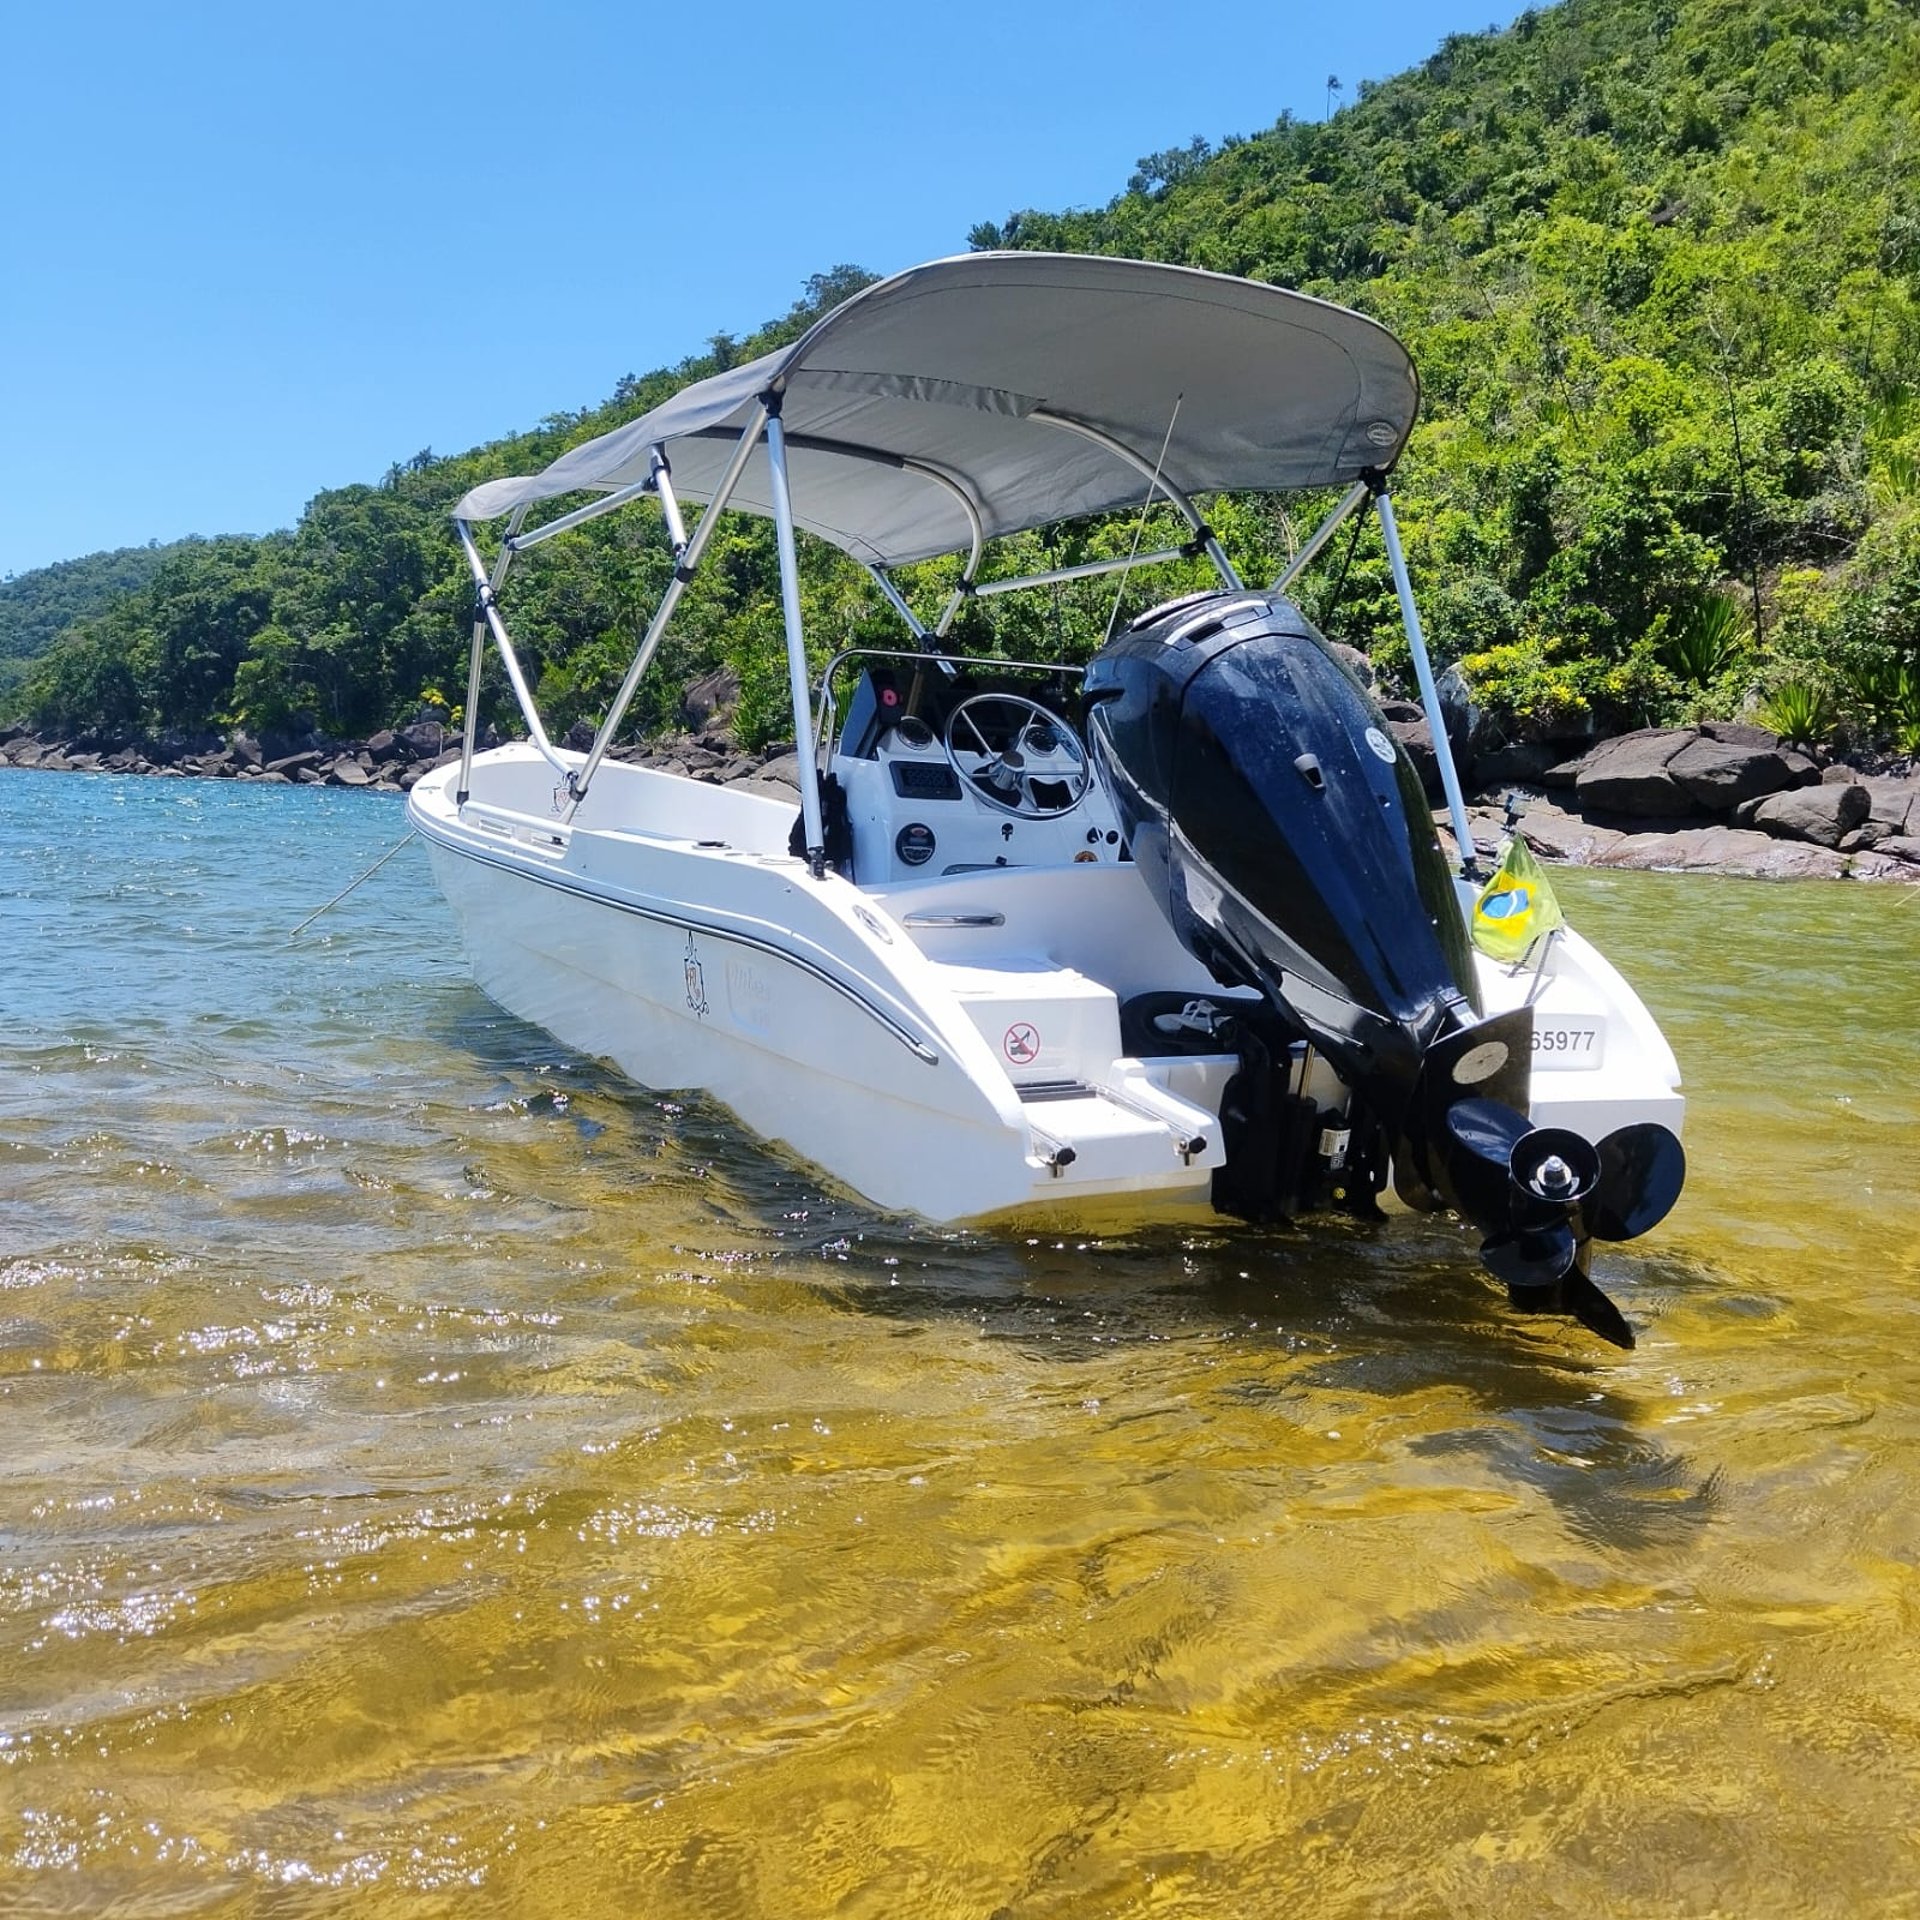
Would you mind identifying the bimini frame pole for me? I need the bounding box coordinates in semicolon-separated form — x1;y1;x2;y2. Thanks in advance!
764;396;828;877
1272;480;1370;594
1373;483;1480;878
565;417;767;815
457;502;527;804
863;563;932;643
1030;408;1243;592
453;515;569;781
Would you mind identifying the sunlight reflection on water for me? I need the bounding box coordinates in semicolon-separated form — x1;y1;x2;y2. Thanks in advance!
2;769;1919;1916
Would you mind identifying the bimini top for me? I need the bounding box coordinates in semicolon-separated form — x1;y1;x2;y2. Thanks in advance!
454;253;1418;568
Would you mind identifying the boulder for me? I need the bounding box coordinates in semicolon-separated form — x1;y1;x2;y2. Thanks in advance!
1749;782;1870;848
1839;822;1894;852
681;666;741;731
1436;662;1494;759
1515;800;1627;866
563;720;595;753
229;734;264;770
1573;729;1695;818
1876;834;1920;865
1385;715;1442;800
1860;777;1919;836
753;750;802;791
1597;824;1852;879
1698;721;1779;749
1666;736;1816;813
6;739;45;767
397;720;446;759
266;750;322;777
1472;740;1563;790
1847;851;1920;881
329;759;372;787
365;729;401;763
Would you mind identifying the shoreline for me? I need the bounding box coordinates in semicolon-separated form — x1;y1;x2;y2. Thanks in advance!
5;720;1918;884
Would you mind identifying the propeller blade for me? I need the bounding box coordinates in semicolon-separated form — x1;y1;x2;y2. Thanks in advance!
1560;1270;1636;1349
1441;1096;1534;1227
1584;1123;1687;1241
1479;1221;1578;1290
1502;1268;1637;1348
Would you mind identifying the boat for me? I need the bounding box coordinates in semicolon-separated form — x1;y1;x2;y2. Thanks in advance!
409;252;1685;1347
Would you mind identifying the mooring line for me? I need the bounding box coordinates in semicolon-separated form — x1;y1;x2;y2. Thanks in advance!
288;830;419;941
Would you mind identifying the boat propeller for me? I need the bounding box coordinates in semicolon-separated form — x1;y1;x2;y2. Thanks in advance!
1425;1096;1686;1349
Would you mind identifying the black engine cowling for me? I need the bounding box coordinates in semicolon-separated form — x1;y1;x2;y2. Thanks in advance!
1084;591;1683;1347
1085;591;1474;1136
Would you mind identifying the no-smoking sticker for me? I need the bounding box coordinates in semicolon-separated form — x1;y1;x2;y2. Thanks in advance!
1003;1022;1041;1065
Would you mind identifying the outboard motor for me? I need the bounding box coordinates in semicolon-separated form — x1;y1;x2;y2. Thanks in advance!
1085;591;1683;1347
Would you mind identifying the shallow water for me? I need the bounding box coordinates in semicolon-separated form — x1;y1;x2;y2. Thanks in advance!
2;767;1918;1918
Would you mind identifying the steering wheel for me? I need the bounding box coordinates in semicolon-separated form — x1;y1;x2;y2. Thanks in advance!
942;693;1091;819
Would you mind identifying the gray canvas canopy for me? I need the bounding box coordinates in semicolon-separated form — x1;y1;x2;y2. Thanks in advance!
455;253;1419;566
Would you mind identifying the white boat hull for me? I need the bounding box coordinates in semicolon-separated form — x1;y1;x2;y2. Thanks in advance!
411;746;1682;1229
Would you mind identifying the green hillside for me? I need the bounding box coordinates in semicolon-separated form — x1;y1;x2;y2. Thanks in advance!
11;0;1920;754
0;541;192;706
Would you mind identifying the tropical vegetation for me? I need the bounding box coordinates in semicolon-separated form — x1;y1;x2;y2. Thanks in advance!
9;0;1920;757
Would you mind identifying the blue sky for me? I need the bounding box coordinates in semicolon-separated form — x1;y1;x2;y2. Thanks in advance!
1;1;1523;579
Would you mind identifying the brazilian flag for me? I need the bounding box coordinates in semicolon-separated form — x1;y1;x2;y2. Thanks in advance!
1472;836;1564;963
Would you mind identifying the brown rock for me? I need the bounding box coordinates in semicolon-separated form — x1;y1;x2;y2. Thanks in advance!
1699;721;1780;748
1861;777;1919;836
681;667;741;731
1473;741;1563;789
1599;826;1851;878
330;760;372;787
1513;799;1627;865
1751;783;1870;848
1574;730;1697;818
266;750;322;776
1386;716;1442;800
1846;851;1920;881
1666;736;1814;813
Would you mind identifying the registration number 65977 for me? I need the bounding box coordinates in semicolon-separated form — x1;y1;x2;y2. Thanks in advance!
1531;1019;1605;1070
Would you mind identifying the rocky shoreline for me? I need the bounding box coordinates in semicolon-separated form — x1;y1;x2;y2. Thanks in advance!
1423;722;1920;883
5;713;1917;883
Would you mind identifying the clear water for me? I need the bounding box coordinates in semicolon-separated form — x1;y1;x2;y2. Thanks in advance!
3;767;1918;1917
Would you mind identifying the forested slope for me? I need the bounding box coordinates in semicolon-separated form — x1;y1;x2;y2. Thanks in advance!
12;0;1920;754
0;541;189;704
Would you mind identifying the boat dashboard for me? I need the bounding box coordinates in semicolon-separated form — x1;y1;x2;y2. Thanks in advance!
823;654;1128;884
